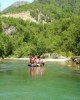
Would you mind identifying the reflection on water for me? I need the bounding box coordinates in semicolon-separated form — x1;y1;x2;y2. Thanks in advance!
28;66;45;77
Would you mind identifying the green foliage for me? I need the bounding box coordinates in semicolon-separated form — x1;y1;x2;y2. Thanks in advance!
0;17;2;33
1;0;80;57
0;34;14;57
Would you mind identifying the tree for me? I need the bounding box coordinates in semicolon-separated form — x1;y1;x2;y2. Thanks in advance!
0;17;2;33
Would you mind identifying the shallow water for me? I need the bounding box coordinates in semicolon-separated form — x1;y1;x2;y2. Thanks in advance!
0;61;80;100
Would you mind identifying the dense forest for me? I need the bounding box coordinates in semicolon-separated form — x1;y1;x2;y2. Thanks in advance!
0;0;80;58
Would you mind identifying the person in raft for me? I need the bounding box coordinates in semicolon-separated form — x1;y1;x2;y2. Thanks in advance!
38;56;44;67
28;55;44;67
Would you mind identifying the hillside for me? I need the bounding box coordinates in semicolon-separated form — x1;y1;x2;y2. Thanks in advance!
10;1;28;7
2;12;38;23
2;0;80;23
2;0;80;21
0;0;80;57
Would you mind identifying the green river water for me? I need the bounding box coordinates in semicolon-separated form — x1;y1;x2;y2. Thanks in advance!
0;61;80;100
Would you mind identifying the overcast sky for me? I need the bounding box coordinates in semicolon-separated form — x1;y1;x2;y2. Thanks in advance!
0;0;34;11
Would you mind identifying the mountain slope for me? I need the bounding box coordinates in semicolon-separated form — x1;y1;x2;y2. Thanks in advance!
11;1;28;7
0;0;80;57
2;0;80;19
2;12;38;23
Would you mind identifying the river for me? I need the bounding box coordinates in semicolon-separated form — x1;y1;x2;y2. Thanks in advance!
0;61;80;100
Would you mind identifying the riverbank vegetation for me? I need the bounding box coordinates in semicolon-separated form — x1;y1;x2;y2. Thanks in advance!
0;0;80;58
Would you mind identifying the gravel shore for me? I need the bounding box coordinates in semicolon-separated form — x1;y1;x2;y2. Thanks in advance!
2;58;69;62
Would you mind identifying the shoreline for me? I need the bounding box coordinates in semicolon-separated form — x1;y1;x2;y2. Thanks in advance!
0;58;69;62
